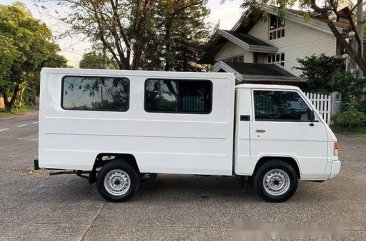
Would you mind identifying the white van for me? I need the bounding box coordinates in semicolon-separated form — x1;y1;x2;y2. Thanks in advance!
36;68;341;202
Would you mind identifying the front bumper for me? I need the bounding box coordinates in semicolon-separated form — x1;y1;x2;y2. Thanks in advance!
329;160;341;179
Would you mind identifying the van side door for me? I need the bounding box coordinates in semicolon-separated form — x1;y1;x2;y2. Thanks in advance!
249;89;328;180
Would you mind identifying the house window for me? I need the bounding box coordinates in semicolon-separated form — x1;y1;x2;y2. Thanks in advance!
268;53;285;67
222;56;244;63
145;79;212;114
269;14;285;40
62;76;130;112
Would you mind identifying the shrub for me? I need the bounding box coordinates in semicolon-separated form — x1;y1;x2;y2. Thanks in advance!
296;54;344;93
331;110;366;128
356;100;366;113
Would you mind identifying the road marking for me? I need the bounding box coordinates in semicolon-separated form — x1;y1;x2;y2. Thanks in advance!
32;122;38;124
17;124;28;128
0;128;10;132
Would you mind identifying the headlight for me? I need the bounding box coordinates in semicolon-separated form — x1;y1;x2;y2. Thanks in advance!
334;142;339;156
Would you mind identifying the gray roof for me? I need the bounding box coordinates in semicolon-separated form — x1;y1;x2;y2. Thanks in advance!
225;62;297;77
215;62;301;82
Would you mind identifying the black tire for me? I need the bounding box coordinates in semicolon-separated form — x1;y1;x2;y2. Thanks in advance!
97;160;140;202
253;160;298;202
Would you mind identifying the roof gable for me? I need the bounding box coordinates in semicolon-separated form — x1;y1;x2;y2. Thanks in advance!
232;6;349;35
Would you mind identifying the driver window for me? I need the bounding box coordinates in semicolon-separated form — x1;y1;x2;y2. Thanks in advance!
254;90;312;122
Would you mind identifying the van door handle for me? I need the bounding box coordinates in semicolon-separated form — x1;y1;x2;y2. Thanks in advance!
255;129;266;133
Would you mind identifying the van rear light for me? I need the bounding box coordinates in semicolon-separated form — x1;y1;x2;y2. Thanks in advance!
334;142;339;156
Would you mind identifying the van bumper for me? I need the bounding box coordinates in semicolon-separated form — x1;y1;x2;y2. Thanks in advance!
329;160;341;179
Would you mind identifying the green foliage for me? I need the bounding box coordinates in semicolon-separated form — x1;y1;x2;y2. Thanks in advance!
0;35;17;88
331;110;366;128
144;0;210;71
0;3;66;110
80;51;117;69
356;100;366;113
296;54;345;93
331;72;365;111
49;0;210;71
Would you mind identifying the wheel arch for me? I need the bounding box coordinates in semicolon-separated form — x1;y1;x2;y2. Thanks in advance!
253;156;301;179
89;153;140;184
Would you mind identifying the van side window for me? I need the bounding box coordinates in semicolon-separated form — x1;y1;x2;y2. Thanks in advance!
62;76;129;112
145;79;212;114
254;90;312;122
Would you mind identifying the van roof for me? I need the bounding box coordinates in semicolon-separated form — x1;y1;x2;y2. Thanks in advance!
235;83;300;90
41;68;235;79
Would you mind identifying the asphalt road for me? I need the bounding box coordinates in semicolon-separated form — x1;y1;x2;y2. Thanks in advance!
0;112;365;241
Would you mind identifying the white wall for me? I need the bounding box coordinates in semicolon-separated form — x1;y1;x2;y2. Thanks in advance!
214;42;254;63
249;17;337;76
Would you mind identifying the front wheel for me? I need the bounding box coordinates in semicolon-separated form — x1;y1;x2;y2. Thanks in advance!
253;160;298;202
97;160;140;202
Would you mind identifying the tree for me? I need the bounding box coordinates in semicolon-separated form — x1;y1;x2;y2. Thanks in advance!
80;51;118;69
296;54;345;92
0;3;66;111
239;0;366;74
145;0;210;71
0;36;17;95
40;0;210;71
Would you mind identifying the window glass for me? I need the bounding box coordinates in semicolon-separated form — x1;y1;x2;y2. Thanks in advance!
62;76;129;112
254;90;312;121
269;14;285;39
268;53;285;67
145;79;212;114
145;79;178;112
270;14;278;30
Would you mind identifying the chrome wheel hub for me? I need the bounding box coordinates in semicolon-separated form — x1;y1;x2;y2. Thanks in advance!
104;169;131;196
263;169;290;196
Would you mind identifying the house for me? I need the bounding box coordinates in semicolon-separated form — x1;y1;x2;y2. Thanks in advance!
201;6;351;84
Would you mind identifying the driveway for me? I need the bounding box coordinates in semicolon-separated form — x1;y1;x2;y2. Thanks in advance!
0;112;365;240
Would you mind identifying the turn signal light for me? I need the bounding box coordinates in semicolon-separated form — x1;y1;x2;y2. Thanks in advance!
334;142;339;156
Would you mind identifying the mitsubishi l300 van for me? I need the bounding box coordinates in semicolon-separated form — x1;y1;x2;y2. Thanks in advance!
35;68;341;202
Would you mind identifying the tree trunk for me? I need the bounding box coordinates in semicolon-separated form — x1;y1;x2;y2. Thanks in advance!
356;0;363;77
3;84;20;112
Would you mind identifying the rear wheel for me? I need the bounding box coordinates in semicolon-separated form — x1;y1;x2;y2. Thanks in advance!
253;160;298;202
97;160;140;202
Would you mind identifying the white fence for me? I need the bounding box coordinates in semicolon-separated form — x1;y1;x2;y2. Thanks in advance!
305;92;332;125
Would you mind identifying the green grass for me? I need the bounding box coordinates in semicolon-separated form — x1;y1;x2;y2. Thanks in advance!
0;106;36;119
0;110;15;119
331;126;366;134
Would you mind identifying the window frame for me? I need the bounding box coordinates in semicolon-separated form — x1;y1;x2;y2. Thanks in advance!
61;75;130;112
251;89;314;123
221;55;244;63
268;14;285;40
268;53;285;67
144;78;213;115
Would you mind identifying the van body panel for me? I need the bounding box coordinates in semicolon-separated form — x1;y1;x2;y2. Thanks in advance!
39;69;235;175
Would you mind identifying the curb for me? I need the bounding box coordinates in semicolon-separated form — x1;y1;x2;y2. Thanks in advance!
0;110;38;121
0;116;17;120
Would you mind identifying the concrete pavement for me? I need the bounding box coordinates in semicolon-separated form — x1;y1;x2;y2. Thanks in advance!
0;112;365;240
